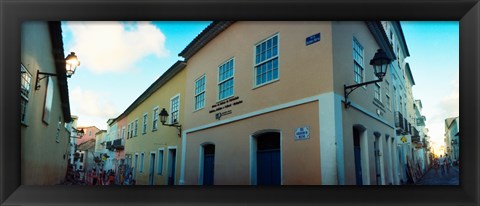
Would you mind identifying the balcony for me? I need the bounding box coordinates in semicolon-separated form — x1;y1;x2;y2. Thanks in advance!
411;127;420;143
416;117;426;126
395;111;407;134
422;138;429;148
106;141;112;150
112;138;124;150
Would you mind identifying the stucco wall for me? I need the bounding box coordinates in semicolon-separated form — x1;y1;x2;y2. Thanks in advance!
20;21;70;185
124;68;186;185
184;101;320;185
184;21;334;129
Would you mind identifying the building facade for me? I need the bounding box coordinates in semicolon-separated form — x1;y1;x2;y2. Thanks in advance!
76;126;100;145
20;21;73;185
445;117;459;163
94;130;108;169
103;118;118;172
115;61;186;185
177;21;416;185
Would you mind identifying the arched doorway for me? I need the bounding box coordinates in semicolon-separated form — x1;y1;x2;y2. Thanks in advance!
353;125;367;185
252;131;281;185
202;144;215;185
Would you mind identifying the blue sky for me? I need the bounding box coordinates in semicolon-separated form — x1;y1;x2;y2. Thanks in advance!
62;21;211;130
400;21;459;145
62;21;459;147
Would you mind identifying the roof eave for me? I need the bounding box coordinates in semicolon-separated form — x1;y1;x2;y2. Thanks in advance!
179;21;235;61
113;60;187;122
365;21;396;61
48;21;72;123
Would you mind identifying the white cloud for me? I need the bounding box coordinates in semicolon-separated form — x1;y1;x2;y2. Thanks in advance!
65;21;169;74
423;71;459;144
70;87;119;129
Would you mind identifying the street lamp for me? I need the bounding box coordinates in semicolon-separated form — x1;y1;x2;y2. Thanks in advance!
159;108;182;137
65;52;81;77
344;49;392;108
35;52;80;90
76;128;85;138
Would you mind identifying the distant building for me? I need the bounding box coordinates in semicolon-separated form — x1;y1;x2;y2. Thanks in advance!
20;21;72;185
76;126;100;145
445;117;459;163
103;118;117;172
77;139;96;176
75;126;100;172
114;61;186;185
94;130;108;169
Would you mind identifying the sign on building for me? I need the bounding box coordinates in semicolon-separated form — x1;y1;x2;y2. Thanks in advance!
295;126;310;140
306;33;320;46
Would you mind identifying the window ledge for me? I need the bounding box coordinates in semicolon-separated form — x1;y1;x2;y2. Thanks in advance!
253;79;279;90
193;107;205;113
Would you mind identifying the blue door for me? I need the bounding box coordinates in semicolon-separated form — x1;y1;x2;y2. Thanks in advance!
257;149;281;185
353;127;363;185
354;146;363;185
203;154;215;185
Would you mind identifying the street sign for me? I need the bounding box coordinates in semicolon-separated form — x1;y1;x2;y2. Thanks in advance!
306;33;321;46
401;136;407;143
295;126;310;140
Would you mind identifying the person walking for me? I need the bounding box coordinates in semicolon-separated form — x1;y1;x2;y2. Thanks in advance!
92;168;98;186
439;155;445;175
444;155;450;174
433;157;439;175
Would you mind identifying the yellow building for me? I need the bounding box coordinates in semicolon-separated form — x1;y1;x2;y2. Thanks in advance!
20;21;73;185
114;61;186;185
178;21;402;185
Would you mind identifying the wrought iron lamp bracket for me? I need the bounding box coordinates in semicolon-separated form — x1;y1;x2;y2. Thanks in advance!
344;78;382;108
35;71;57;90
161;122;182;137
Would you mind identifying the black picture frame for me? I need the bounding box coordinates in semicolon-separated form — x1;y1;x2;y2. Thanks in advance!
1;0;479;205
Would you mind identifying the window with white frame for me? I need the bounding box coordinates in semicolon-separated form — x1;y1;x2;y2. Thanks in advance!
157;149;164;175
170;96;180;124
374;82;382;102
353;37;365;84
130;122;134;138
127;124;131;138
20;64;31;124
255;34;279;86
218;59;234;100
152;107;159;131
194;75;206;110
142;113;148;134
140;153;144;173
122;127;126;139
134;119;138;137
385;81;391;109
386;95;391;110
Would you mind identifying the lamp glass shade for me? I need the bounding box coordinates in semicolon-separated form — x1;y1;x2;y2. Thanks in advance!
370;49;391;80
65;52;80;77
77;129;85;137
160;108;169;124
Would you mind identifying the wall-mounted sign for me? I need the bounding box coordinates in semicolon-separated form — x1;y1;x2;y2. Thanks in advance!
209;96;243;120
295;126;310;140
401;136;407;143
215;110;232;120
306;33;320;46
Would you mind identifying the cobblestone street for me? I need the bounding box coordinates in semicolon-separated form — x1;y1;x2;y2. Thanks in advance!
415;165;459;185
